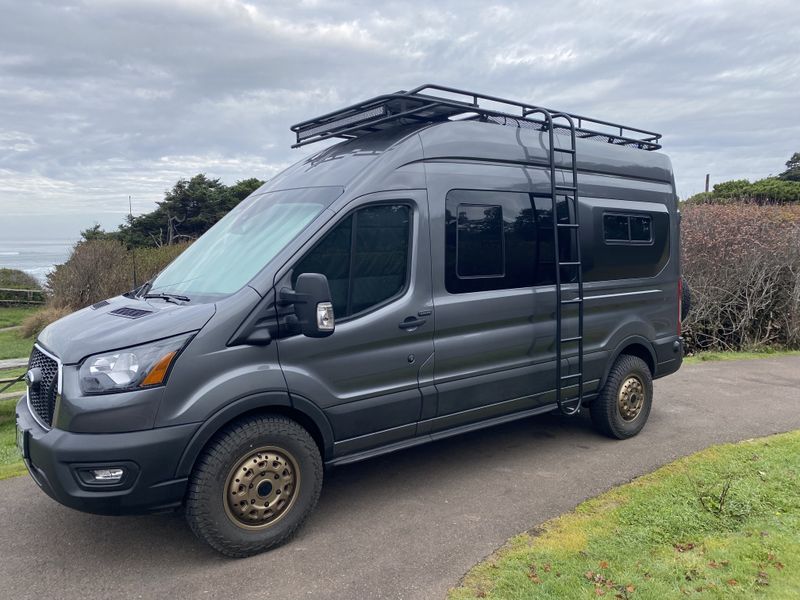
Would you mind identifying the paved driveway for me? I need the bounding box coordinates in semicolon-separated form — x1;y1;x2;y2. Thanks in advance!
2;356;799;599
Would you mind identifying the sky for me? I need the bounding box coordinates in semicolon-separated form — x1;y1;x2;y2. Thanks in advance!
1;0;798;240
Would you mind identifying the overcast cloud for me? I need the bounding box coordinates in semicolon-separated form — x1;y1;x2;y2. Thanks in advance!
1;0;798;235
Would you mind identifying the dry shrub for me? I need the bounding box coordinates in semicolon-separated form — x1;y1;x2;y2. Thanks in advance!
46;240;190;310
46;240;131;309
681;204;800;352
19;306;72;338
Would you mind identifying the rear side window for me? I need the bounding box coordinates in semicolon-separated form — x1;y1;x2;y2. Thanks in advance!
603;213;653;244
446;190;541;293
585;206;668;282
630;216;652;241
293;204;410;318
456;204;504;278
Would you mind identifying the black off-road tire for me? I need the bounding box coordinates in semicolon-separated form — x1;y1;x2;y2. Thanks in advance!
681;282;692;321
591;354;653;440
185;415;323;558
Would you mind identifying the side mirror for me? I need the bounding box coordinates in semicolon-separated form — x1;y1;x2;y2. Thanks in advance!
279;273;335;338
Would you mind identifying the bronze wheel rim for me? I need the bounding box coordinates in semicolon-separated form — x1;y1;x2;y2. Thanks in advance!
223;446;300;530
618;375;645;422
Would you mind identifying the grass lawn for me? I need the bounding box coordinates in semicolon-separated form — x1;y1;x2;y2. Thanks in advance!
0;307;35;480
0;305;39;329
449;431;800;599
684;349;800;365
0;306;36;360
0;328;34;360
0;397;26;480
1;367;26;395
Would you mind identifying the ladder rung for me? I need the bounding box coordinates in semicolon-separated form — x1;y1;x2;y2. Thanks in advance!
553;148;576;154
559;261;581;266
560;336;582;343
561;373;582;380
557;223;580;228
555;185;577;191
561;298;583;304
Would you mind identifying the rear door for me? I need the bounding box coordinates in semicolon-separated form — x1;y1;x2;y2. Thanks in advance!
275;191;434;456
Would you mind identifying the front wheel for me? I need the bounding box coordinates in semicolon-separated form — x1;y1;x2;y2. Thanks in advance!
185;415;323;557
591;354;653;439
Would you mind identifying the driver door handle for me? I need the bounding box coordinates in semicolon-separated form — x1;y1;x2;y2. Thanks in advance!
399;317;426;330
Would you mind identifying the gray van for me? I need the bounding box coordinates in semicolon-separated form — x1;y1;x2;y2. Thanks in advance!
15;85;684;557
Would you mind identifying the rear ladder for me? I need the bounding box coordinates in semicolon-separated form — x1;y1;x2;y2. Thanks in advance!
525;108;584;416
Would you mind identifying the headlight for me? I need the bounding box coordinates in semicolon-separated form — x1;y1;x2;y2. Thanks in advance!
79;333;193;394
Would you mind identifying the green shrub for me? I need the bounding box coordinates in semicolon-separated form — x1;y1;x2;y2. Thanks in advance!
0;269;43;304
0;268;40;290
711;177;800;203
682;192;713;204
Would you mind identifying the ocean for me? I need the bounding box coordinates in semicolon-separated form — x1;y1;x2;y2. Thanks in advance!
0;239;77;285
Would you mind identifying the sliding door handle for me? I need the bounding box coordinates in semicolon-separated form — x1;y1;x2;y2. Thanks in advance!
399;317;426;330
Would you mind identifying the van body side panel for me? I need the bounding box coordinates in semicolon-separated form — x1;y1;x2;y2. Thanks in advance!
566;157;680;389
421;157;559;428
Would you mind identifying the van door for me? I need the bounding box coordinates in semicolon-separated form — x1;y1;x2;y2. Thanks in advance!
422;163;562;432
274;191;433;456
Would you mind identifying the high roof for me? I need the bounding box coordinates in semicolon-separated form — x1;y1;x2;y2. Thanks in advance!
290;84;662;151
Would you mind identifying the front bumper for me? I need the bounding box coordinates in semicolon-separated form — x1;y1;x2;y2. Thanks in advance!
15;396;199;515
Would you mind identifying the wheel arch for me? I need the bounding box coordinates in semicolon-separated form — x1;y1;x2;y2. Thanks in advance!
600;336;656;390
175;391;334;479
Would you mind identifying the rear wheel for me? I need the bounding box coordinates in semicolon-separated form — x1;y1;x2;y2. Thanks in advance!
185;415;323;557
591;354;653;439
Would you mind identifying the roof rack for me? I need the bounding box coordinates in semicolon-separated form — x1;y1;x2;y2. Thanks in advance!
290;84;662;151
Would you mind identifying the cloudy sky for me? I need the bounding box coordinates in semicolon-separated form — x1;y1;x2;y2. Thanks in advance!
1;0;798;239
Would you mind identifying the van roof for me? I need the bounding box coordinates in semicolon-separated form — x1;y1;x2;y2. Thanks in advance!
290;84;662;151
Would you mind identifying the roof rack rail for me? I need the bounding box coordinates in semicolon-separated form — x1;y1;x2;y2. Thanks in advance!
290;84;662;151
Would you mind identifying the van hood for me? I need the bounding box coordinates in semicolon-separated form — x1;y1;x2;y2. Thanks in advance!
37;295;216;365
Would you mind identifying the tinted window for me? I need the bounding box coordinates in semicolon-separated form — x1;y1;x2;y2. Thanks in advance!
603;214;630;241
630;216;652;242
446;190;543;293
603;213;653;244
293;204;410;318
586;209;668;282
293;215;352;314
351;205;410;314
534;195;579;285
456;204;504;278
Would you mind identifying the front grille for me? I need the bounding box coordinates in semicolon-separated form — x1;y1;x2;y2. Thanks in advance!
28;346;59;428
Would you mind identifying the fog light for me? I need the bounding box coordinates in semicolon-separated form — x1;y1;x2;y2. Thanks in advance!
90;468;125;482
74;463;137;488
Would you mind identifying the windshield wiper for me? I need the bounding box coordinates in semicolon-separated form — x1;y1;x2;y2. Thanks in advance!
144;292;191;304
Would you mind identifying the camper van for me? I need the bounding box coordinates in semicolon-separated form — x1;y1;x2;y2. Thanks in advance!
16;85;684;557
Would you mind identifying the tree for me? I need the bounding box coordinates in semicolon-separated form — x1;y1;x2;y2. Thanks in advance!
779;152;800;182
83;174;264;248
80;223;113;241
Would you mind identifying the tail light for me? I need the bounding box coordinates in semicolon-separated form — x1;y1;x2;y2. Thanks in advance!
677;277;683;336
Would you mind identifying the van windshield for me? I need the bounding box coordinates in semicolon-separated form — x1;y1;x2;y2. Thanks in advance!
147;186;342;299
